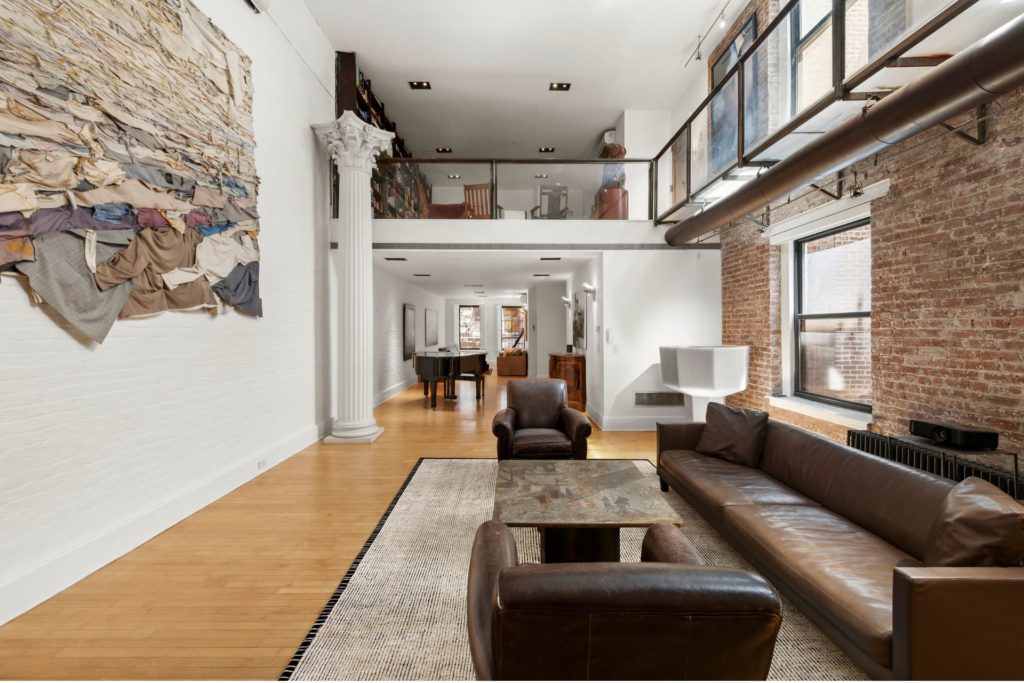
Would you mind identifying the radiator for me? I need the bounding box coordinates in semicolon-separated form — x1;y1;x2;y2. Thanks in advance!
847;430;1021;502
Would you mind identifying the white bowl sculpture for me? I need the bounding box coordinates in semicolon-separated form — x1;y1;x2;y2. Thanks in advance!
659;345;750;420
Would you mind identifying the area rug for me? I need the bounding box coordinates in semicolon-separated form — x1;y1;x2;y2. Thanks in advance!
281;458;867;681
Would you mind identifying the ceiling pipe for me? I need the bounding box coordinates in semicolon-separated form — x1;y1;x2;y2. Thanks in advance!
666;12;1024;246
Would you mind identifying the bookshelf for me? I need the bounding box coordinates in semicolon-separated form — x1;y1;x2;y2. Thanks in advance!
335;52;431;218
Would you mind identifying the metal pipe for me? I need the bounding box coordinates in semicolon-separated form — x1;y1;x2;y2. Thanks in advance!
666;13;1024;246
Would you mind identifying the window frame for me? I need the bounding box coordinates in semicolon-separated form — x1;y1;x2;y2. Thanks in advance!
458;304;482;350
711;14;758;89
499;305;527;351
789;2;833;116
793;218;872;413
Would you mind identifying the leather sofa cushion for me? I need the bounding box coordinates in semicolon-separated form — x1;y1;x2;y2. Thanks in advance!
508;379;567;429
660;450;814;524
759;421;953;559
724;503;916;668
512;428;572;456
924;477;1024;567
696;402;769;467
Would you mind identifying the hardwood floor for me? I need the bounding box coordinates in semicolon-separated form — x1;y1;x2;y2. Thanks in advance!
0;376;655;680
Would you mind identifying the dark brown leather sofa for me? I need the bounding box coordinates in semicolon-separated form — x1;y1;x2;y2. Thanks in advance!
657;419;1024;680
467;520;783;680
492;379;591;460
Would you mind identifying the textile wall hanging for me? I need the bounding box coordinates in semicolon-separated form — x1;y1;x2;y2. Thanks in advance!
0;0;262;343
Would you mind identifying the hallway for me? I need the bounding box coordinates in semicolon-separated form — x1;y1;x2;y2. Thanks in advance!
0;377;653;680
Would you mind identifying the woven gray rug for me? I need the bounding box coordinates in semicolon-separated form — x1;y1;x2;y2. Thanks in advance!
282;458;867;681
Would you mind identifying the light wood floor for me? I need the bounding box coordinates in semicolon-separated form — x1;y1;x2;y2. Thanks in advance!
0;376;655;680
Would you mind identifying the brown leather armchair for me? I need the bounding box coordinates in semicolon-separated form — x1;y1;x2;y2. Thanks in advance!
492;379;591;460
468;521;783;680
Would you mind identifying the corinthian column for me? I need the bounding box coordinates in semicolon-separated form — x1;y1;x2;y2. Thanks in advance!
313;111;394;444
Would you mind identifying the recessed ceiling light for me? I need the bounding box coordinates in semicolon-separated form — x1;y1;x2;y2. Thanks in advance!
538;147;555;153
436;147;453;153
384;257;407;261
413;273;431;277
533;273;550;277
448;174;462;179
474;291;485;294
409;81;431;89
534;173;549;179
463;284;483;287
549;82;571;91
540;257;561;261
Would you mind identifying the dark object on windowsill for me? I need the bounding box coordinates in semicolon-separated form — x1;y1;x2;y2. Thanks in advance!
909;419;999;450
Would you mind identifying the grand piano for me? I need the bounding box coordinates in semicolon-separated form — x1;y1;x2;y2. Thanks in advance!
415;350;490;408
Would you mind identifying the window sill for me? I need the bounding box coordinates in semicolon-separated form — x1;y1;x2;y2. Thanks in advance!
767;395;873;430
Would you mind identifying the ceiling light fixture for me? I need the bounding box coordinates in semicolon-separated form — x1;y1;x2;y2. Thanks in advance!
447;174;462;179
435;147;453;154
718;11;727;28
533;273;550;277
463;284;483;287
534;173;549;179
409;81;431;89
549;82;571;91
540;257;561;261
413;273;431;277
383;257;407;261
538;147;555;153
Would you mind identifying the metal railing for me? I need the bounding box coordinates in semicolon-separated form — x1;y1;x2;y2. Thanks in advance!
369;0;999;226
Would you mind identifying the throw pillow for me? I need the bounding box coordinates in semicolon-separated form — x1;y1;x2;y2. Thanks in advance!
924;477;1024;567
695;402;769;467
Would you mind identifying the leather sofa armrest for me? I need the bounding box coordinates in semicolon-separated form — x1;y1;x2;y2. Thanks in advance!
494;564;782;680
559;407;592;460
656;422;704;462
893;566;1024;680
641;522;705;565
468;521;519;680
492;408;517;460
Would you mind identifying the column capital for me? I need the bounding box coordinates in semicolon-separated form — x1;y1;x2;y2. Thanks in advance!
313;110;395;173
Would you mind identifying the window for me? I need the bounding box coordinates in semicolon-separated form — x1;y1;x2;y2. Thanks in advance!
794;220;872;411
790;0;833;113
459;305;481;349
500;306;527;350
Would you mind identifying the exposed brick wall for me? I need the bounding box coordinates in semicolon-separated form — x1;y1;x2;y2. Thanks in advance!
712;1;1024;471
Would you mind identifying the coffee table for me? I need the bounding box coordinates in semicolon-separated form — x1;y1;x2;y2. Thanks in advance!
492;459;683;563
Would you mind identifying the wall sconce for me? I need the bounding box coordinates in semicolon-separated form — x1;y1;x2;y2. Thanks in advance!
582;282;597;297
560;296;571;308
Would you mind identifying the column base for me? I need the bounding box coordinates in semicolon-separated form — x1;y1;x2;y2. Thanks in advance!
323;426;384;444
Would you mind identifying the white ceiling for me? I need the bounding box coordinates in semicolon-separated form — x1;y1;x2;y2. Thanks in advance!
374;250;598;298
304;0;732;158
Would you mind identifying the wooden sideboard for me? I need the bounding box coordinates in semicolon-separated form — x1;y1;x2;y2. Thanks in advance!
548;353;586;412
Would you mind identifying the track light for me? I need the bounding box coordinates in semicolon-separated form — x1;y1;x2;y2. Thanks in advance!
719;11;727;28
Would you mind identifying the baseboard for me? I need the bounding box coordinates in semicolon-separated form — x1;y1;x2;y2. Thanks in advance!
0;424;320;628
375;377;417;406
599;414;689;431
586;404;605;429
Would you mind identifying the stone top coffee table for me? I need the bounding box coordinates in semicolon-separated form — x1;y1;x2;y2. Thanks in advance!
493;459;683;562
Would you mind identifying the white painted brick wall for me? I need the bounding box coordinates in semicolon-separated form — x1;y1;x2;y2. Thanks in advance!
373;269;447;404
0;0;336;625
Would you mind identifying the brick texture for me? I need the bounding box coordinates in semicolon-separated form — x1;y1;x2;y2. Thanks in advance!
711;1;1024;475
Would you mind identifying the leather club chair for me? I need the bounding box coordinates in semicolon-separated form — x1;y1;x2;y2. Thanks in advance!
492;378;591;460
468;520;783;680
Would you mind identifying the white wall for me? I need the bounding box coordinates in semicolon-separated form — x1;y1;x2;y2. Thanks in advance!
599;250;722;430
0;0;335;626
527;281;569;377
444;296;523;365
373;269;447;404
616;110;670;219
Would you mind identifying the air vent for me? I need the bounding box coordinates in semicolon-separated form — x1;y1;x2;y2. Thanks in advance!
634;392;686;407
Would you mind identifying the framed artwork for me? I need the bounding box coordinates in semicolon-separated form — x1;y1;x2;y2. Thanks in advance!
572;290;586;351
425;308;438;347
403;304;416;360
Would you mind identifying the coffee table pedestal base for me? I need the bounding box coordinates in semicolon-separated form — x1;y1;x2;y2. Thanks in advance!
540;527;620;563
